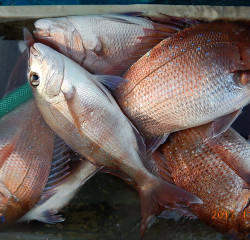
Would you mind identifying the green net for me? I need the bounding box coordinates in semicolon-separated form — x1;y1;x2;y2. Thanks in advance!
0;83;33;118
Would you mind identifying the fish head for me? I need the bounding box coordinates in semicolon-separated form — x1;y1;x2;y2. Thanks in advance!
0;182;23;229
28;43;64;102
34;18;86;65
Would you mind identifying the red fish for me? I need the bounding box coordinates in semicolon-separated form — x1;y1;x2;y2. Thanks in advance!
0;99;55;229
113;21;250;153
160;124;250;238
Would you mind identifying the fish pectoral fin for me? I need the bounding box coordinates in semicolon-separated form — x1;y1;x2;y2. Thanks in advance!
139;177;202;237
61;80;75;101
61;83;83;131
85;34;102;53
233;69;250;86
94;75;128;90
208;109;242;139
145;134;169;155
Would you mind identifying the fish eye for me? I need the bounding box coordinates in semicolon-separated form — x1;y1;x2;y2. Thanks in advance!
30;72;40;87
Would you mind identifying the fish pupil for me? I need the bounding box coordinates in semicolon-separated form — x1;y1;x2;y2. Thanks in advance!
32;74;39;81
30;73;40;86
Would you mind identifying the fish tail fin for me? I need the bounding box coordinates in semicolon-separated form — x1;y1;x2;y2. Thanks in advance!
138;176;202;237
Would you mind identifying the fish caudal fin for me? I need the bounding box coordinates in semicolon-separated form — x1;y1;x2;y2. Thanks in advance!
138;176;202;237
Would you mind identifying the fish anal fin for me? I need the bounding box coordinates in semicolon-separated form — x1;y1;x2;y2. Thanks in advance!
37;189;57;206
208;109;242;139
138;177;202;237
39;209;64;224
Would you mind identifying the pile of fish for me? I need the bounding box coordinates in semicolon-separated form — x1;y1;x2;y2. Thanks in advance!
1;12;250;239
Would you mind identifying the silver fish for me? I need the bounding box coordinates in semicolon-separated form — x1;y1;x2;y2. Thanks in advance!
33;14;192;76
27;42;202;236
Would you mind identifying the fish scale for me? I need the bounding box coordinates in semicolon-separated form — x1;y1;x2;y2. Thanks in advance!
161;124;250;237
27;41;202;237
0;99;54;229
34;14;194;76
114;22;250;141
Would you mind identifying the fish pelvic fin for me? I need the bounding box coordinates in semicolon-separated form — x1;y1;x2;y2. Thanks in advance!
138;176;202;237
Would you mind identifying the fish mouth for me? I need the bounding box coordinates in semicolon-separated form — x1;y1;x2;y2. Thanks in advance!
33;29;51;38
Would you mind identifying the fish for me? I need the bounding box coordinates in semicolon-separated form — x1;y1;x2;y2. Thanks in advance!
113;21;250;153
0;99;55;229
160;123;250;238
18;136;99;224
33;13;196;76
27;41;202;236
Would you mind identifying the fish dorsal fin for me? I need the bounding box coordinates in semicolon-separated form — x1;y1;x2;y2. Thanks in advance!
102;15;140;25
23;28;36;52
94;75;128;90
149;13;199;29
208;109;242;139
107;12;144;17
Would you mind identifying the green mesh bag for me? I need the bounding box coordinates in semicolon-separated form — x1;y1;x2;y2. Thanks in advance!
0;82;33;118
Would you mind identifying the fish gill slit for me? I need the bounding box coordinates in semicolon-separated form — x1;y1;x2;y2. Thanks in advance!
14;159;33;197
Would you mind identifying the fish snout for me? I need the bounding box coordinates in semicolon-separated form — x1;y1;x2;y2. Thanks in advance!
34;19;55;32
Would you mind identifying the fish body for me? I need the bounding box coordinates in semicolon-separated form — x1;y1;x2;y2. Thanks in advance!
114;22;250;142
0;99;54;229
27;42;201;236
18;137;99;224
34;14;187;76
161;124;250;237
